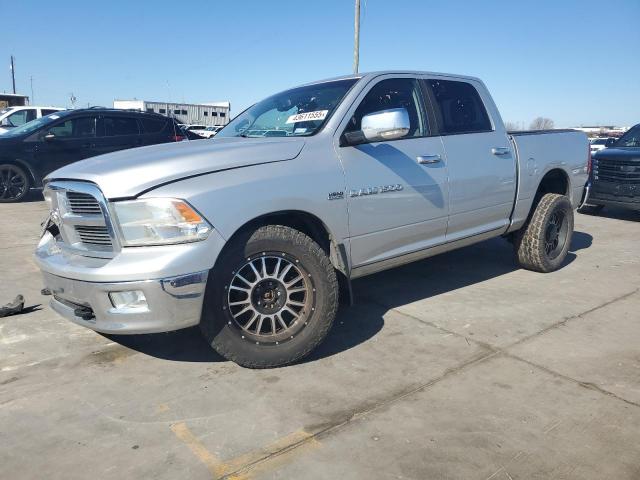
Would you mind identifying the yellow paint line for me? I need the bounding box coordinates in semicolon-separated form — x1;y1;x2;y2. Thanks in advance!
170;422;230;479
224;430;321;478
170;424;320;479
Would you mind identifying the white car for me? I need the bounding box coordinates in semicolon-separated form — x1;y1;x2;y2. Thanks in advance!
0;106;65;134
198;125;224;138
589;137;614;155
185;124;208;137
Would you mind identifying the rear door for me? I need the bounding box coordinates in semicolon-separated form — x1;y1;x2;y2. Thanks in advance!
93;115;143;155
336;75;449;269
423;77;516;240
139;116;172;145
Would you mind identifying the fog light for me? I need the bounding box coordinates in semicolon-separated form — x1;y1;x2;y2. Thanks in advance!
109;290;148;310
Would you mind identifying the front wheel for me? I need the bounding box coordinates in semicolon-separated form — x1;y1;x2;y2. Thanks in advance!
200;225;339;368
514;193;574;273
0;164;30;203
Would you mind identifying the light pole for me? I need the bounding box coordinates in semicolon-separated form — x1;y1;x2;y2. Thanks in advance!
10;55;16;94
353;0;360;74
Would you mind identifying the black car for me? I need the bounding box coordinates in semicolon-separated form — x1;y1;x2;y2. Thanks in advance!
0;108;188;202
586;124;640;213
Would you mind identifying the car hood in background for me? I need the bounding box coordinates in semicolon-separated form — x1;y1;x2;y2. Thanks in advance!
47;137;306;199
593;147;640;161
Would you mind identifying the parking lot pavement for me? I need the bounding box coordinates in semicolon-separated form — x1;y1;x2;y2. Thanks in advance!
1;200;639;480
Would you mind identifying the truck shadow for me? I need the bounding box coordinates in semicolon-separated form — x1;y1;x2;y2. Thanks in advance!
580;207;639;223
106;231;592;365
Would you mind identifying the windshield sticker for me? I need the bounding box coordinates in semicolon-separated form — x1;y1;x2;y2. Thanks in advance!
286;110;328;124
294;127;307;134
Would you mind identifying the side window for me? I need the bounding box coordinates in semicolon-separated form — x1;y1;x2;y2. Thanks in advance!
427;80;492;135
49;117;97;138
140;117;166;133
41;109;59;117
344;78;426;138
7;109;36;127
103;117;140;136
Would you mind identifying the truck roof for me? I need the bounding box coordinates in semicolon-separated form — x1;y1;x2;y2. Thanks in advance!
300;70;483;87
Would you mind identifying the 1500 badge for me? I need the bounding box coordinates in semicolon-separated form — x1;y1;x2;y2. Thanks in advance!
349;184;403;197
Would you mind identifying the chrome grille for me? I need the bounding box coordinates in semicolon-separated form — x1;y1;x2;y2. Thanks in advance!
594;158;640;185
66;191;102;215
74;225;113;247
44;181;118;257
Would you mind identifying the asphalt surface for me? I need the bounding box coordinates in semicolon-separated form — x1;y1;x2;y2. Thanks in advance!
1;197;639;480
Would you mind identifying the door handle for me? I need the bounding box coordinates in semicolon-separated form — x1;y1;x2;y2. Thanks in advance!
417;154;441;165
491;147;510;156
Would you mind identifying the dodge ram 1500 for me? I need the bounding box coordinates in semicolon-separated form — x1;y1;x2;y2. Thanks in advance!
36;71;589;367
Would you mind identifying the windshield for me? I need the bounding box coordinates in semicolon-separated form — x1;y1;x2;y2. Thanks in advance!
0;112;66;137
613;125;640;148
217;78;358;138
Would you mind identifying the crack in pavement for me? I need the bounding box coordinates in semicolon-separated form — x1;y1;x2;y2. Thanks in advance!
222;288;640;477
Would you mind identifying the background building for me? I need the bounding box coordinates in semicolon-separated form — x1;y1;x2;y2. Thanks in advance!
569;125;629;138
113;100;230;126
0;93;30;109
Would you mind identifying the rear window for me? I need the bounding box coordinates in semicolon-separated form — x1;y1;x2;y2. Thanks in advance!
103;117;140;136
427;80;492;135
141;117;166;133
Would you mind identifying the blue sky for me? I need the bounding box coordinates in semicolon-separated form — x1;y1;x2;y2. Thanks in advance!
2;0;638;127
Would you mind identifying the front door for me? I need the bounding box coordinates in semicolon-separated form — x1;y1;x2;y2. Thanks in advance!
424;77;516;240
34;115;99;175
336;76;449;268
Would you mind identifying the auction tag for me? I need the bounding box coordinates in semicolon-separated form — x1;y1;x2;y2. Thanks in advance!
286;110;328;124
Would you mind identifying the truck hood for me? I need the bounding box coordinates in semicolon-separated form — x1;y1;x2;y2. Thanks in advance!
593;147;640;161
47;137;306;199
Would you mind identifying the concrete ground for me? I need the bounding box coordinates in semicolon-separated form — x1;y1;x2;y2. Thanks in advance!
1;196;639;480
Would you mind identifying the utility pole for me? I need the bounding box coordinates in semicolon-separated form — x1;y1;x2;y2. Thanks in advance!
10;55;16;94
30;76;34;104
353;0;361;74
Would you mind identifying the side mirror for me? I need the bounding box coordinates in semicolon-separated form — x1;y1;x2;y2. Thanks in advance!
605;138;616;147
361;108;410;142
0;118;12;127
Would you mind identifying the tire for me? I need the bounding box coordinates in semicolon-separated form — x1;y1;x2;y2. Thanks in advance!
200;225;339;368
514;193;574;273
0;163;30;203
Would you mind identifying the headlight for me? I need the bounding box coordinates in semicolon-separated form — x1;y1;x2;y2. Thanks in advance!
112;198;211;246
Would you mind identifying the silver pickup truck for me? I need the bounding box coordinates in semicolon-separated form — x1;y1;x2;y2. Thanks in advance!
36;71;588;368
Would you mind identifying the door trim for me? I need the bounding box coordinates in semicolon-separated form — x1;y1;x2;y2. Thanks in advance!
350;227;504;279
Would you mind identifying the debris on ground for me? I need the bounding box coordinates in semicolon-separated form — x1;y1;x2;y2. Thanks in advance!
0;295;25;318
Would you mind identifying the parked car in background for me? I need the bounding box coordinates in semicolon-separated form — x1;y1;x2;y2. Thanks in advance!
186;124;208;137
589;137;615;155
36;71;588;368
0;106;65;134
582;123;640;212
199;125;224;138
0;108;187;202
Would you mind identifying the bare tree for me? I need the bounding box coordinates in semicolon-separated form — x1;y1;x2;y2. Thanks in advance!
505;121;521;131
529;117;554;130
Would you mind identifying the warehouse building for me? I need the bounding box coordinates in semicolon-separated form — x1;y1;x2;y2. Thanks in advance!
113;100;230;126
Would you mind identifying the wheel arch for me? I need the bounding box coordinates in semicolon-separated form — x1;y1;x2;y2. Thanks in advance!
529;168;570;214
220;210;350;277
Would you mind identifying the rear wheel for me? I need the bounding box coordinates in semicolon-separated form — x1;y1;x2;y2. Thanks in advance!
0;164;30;203
515;193;574;273
200;225;338;368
